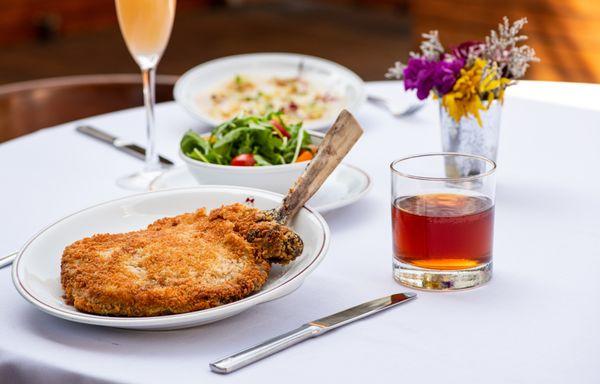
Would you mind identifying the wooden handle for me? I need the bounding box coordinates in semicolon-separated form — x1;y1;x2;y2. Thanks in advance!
274;110;363;223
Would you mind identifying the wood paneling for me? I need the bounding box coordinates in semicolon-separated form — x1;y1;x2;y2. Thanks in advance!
409;0;600;82
0;0;210;46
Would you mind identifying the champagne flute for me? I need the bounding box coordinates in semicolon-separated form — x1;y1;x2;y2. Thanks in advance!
115;0;176;190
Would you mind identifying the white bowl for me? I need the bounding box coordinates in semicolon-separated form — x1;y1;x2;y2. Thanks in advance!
180;132;323;194
173;52;365;131
12;187;330;330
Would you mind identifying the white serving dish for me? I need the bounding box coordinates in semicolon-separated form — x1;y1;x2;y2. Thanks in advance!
12;187;330;330
179;132;323;194
173;52;365;131
151;164;372;214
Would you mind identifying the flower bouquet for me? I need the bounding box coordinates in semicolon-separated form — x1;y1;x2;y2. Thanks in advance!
387;17;539;168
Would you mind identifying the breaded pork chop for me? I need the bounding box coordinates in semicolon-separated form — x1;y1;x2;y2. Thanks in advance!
61;203;303;317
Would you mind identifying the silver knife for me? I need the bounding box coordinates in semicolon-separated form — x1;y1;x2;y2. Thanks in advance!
76;125;174;167
209;292;416;374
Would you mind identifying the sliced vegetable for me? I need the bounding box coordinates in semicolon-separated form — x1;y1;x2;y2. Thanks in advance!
296;150;314;163
231;153;256;166
270;119;290;138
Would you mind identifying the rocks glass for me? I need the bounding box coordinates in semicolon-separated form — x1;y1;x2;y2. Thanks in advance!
391;153;497;290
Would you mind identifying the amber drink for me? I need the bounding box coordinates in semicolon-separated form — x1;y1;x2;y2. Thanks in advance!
390;154;496;290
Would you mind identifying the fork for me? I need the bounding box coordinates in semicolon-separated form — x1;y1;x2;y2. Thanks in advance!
367;95;424;118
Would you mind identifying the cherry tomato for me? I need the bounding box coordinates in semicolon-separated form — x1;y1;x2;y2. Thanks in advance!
231;153;256;166
271;119;290;138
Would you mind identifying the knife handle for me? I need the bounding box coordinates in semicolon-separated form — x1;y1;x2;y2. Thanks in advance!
76;125;116;144
0;251;17;269
210;324;322;374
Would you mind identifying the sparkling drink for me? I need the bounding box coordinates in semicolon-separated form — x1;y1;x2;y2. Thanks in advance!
115;0;176;69
392;193;494;270
114;0;176;190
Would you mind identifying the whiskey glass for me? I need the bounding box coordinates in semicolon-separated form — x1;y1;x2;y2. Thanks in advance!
391;153;496;290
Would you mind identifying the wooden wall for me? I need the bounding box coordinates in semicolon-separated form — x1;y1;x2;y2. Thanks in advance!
409;0;600;82
0;0;210;46
2;0;597;82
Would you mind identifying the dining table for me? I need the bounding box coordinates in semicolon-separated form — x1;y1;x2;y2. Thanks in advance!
1;80;599;384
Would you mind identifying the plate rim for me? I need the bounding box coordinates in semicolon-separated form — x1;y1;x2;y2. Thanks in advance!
173;52;366;130
11;186;330;328
313;163;372;213
149;163;373;213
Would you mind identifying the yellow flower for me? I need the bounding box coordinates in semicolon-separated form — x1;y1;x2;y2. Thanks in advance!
442;59;509;126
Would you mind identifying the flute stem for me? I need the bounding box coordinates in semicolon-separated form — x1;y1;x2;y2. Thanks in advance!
142;66;159;172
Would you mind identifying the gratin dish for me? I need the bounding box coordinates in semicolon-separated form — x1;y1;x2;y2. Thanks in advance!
174;53;365;131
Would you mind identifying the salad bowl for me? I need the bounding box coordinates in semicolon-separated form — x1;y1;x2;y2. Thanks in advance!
180;131;324;194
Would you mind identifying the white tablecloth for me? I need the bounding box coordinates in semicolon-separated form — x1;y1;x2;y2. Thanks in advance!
1;81;599;384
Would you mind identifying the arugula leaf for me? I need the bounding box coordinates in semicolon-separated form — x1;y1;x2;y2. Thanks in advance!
180;113;314;166
253;154;272;166
181;131;210;155
190;148;209;163
214;127;265;148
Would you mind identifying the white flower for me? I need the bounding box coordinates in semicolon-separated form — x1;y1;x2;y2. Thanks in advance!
385;61;405;79
483;17;540;79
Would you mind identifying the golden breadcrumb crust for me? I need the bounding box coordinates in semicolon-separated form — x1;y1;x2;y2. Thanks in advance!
61;203;300;317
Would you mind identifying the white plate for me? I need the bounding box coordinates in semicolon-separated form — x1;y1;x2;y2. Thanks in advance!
12;187;329;330
174;53;365;131
151;164;372;214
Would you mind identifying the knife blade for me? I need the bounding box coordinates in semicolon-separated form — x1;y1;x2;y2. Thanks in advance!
76;125;174;167
209;292;416;374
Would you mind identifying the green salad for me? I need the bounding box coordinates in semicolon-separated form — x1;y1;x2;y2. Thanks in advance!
180;112;316;166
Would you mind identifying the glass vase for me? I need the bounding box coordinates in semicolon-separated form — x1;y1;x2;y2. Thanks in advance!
439;100;501;177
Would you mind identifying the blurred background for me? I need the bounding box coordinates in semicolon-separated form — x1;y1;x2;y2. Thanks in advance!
2;0;597;84
1;0;597;142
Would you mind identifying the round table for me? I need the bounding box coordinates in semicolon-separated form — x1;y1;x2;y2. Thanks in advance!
1;81;599;384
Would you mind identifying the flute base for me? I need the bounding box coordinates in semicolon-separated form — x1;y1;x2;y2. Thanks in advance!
117;170;163;191
393;259;492;291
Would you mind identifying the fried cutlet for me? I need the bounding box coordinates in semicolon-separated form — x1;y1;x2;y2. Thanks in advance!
61;203;303;317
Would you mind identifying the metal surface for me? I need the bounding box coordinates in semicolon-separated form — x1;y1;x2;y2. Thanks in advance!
310;292;416;329
76;125;174;166
0;251;17;269
210;324;321;374
209;292;416;374
367;95;424;117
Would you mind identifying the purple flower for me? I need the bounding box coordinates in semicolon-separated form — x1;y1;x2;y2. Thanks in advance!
403;58;436;100
433;58;464;95
403;57;464;99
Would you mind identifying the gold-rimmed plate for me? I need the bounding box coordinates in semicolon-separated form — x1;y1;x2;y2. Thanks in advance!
12;187;329;330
